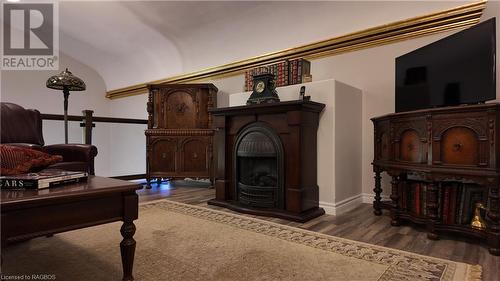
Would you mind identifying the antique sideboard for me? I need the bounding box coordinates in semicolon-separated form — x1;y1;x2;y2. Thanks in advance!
146;84;217;186
372;103;500;255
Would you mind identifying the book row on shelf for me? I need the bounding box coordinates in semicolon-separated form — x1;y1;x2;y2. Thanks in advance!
244;58;312;91
401;181;487;226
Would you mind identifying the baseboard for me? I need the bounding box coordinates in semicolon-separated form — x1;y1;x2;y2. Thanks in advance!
319;194;363;216
361;193;390;204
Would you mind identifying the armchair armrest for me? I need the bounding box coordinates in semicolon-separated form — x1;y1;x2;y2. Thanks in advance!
43;144;98;162
3;143;44;151
44;144;98;175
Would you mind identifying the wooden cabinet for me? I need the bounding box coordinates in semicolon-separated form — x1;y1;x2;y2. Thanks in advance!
146;84;217;185
372;103;500;255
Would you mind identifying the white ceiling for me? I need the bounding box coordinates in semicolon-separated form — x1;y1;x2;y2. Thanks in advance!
56;1;471;90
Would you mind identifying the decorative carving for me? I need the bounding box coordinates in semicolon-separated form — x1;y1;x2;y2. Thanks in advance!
433;116;487;139
392;118;427;142
489;119;495;146
390;175;400;226
175;102;188;114
373;167;382;216
145;129;214;136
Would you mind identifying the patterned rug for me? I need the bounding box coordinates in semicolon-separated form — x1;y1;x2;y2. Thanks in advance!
1;200;481;281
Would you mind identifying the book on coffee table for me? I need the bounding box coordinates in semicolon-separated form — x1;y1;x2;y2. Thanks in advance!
0;169;88;189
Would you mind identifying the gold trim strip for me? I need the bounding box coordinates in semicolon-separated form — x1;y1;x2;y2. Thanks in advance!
106;1;487;99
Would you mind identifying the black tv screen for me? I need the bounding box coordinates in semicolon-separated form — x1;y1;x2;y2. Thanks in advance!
395;18;496;113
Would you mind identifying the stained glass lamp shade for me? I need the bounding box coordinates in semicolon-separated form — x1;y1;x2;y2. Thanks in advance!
46;68;86;144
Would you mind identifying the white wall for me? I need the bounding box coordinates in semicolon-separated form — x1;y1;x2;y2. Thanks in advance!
334;81;362;204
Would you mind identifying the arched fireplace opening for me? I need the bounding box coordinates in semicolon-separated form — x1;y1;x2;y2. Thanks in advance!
234;124;284;209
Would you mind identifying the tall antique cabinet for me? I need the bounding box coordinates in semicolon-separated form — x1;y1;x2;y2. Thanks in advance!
146;84;218;186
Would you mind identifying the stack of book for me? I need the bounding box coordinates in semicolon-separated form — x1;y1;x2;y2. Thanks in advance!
0;169;88;190
401;181;487;225
244;59;311;91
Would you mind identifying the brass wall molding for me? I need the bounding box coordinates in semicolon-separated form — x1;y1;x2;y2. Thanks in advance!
106;1;487;100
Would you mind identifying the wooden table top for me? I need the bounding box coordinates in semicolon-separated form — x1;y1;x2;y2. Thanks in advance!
1;176;142;209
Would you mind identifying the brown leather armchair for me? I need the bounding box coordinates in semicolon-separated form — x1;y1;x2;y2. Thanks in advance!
1;102;98;175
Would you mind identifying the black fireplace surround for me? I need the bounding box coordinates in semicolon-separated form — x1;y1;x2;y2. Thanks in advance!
234;123;284;209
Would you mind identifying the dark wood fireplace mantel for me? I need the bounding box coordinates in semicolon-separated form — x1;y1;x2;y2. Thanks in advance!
208;100;326;222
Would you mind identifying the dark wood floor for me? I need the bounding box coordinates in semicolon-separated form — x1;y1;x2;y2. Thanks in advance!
137;181;500;281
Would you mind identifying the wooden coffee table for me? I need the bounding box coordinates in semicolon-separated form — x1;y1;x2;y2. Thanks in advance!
1;176;142;281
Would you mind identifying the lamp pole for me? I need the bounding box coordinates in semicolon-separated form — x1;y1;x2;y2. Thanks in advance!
63;87;70;144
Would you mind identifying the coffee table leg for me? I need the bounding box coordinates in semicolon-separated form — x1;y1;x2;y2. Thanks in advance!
120;221;136;281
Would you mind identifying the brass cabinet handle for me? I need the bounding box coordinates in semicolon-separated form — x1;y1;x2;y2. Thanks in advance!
452;143;463;152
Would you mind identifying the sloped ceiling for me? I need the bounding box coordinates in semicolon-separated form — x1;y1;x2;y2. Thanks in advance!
57;1;471;91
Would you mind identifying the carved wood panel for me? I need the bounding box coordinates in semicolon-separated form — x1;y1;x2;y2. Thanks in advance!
392;118;427;164
150;138;177;173
441;127;479;165
432;114;489;167
164;90;197;129
400;129;422;162
180;137;210;173
374;120;390;161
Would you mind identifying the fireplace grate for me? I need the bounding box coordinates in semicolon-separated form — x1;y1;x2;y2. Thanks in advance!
238;183;278;208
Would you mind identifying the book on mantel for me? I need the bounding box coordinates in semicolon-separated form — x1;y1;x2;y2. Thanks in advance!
0;169;88;190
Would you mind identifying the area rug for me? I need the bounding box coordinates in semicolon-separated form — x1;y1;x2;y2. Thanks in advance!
1;200;481;281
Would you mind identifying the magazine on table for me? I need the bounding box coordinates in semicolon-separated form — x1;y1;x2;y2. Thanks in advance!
0;169;88;189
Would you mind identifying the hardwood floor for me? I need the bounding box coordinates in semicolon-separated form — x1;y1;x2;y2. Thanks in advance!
137;181;500;281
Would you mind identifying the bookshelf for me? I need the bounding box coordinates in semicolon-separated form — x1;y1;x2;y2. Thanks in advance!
372;103;500;255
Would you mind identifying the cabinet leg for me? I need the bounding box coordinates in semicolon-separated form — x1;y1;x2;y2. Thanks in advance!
373;167;382;216
427;232;439;240
488;247;500;256
390;175;400;226
486;182;500;256
146;176;152;189
426;182;439;241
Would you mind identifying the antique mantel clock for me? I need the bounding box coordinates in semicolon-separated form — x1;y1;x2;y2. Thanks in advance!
247;73;280;105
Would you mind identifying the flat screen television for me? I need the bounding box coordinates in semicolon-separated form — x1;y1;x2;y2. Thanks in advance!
395;18;496;113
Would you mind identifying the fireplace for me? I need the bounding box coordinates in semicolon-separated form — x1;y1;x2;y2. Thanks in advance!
208;100;325;222
235;124;284;209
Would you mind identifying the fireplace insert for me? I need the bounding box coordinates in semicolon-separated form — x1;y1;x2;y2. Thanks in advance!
234;124;284;209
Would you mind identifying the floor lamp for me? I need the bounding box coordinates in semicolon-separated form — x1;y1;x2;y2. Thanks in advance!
46;68;86;144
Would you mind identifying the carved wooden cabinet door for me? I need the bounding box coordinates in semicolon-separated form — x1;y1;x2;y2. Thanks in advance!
392;117;428;164
374;120;391;161
432;113;490;167
150;137;177;173
179;137;211;175
164;90;197;129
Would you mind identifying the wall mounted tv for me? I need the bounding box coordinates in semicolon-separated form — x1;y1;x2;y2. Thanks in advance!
395;18;496;113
